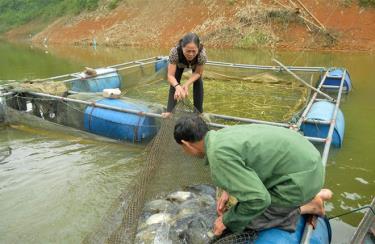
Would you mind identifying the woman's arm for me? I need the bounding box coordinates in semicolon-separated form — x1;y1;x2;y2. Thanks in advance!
185;64;203;87
167;63;179;87
167;63;185;100
182;64;204;96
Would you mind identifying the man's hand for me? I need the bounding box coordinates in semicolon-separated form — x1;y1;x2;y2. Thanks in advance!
216;191;229;216
213;215;226;236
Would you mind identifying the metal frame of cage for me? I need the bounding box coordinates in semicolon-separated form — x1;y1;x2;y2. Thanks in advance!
0;56;349;244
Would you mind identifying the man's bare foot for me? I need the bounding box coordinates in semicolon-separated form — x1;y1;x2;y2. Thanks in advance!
161;112;172;118
317;188;333;201
300;189;333;216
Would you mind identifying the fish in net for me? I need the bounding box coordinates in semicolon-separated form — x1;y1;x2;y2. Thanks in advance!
82;100;260;244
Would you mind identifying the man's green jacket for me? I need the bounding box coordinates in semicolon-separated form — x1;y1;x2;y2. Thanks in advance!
204;124;324;233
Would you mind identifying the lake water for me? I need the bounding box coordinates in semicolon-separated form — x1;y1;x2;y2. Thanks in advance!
0;40;374;243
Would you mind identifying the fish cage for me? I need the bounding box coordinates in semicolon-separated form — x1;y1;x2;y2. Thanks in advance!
0;55;352;243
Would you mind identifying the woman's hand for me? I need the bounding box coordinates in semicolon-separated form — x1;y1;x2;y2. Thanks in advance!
174;85;185;101
181;84;189;97
216;191;229;216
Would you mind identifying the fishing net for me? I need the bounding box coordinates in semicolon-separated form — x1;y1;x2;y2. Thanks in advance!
125;64;318;123
0;60;321;243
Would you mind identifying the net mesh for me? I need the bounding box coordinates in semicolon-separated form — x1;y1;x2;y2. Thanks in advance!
0;62;320;243
125;65;317;123
83;100;213;244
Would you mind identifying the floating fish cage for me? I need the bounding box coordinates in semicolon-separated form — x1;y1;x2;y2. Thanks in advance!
71;67;122;92
0;56;352;243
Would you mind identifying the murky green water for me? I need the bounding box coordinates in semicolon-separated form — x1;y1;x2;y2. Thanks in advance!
0;41;374;242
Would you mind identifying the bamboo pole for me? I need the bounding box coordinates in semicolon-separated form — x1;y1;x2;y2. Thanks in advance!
273;0;323;31
272;59;335;102
295;0;326;30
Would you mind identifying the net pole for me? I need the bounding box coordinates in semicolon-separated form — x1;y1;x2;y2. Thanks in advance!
272;59;335;102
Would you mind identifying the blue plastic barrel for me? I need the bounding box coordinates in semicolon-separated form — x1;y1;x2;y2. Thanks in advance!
71;68;121;92
301;101;345;147
155;57;168;72
323;68;352;92
84;99;157;142
255;216;331;244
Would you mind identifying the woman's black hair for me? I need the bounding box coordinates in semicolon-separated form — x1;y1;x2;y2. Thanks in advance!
174;114;209;144
178;32;203;51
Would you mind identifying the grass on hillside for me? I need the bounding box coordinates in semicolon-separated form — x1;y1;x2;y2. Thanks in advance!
0;0;100;33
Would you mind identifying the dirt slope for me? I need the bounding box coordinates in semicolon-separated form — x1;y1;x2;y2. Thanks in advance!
4;0;375;51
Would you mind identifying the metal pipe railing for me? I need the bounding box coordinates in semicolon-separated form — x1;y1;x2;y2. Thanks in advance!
59;59;159;84
16;91;328;144
38;56;159;82
300;70;346;244
26;91;163;119
207;113;290;128
0;92;15;97
295;71;329;129
206;60;326;72
304;136;326;143
303;119;331;125
320;70;346;166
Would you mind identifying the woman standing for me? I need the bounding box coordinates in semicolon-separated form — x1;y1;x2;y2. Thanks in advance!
163;33;207;117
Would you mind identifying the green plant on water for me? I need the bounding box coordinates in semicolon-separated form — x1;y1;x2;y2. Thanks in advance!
236;30;273;48
358;0;375;7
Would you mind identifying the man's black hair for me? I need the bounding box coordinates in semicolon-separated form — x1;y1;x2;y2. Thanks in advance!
174;115;209;144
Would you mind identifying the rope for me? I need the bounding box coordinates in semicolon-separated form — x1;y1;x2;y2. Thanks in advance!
328;205;375;220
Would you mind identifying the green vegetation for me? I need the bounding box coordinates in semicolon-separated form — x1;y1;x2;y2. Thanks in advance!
108;0;122;10
236;30;276;48
359;0;375;7
0;0;100;33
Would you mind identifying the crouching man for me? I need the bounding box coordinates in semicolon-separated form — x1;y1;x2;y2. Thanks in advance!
173;115;332;236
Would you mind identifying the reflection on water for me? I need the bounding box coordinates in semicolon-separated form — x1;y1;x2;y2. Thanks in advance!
0;41;374;242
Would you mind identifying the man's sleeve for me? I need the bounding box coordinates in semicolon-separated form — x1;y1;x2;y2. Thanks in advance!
211;150;271;233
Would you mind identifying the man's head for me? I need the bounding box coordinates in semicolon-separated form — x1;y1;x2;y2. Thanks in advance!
174;114;209;158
